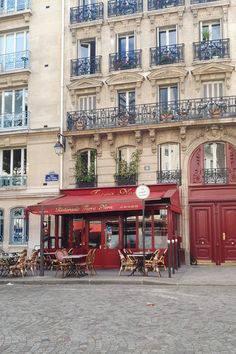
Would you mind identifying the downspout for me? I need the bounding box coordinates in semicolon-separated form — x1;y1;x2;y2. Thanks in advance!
59;0;65;190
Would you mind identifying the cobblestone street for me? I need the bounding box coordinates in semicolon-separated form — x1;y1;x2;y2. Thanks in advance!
0;284;235;354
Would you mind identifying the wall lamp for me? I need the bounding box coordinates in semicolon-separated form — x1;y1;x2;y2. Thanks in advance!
54;133;66;156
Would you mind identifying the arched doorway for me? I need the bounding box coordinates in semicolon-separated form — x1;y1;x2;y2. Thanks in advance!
188;141;236;264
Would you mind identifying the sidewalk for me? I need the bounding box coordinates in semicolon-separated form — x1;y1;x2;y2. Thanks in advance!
0;265;236;286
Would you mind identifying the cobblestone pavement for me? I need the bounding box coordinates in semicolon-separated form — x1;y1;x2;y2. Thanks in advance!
0;284;235;354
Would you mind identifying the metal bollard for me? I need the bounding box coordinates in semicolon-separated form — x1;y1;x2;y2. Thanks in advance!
172;239;175;274
167;240;171;278
175;238;178;270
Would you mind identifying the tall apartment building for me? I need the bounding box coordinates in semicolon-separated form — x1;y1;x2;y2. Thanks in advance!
4;0;236;267
0;1;61;253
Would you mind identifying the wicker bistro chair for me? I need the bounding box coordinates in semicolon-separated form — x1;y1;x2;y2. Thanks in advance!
145;249;168;276
75;249;93;276
26;249;39;275
118;250;137;275
90;249;97;275
55;250;74;278
9;250;28;277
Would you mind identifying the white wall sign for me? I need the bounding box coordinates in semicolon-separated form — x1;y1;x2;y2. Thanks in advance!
135;185;150;200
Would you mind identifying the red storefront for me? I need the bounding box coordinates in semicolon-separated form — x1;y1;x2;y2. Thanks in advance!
28;184;181;268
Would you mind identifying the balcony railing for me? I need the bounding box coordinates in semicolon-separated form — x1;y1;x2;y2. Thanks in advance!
191;0;218;4
203;168;228;184
108;0;143;17
148;0;184;11
115;174;138;186
71;56;101;77
0;175;27;188
70;3;103;24
109;50;142;71
67;95;236;131
150;44;184;66
193;39;230;61
157;170;181;184
76;176;97;188
0;0;30;15
0;50;30;72
0;111;28;131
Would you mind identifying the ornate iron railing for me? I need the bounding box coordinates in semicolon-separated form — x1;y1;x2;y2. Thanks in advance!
67;95;236;131
203;168;228;184
0;0;31;14
148;0;184;10
0;111;28;131
115;174;138;186
0;175;27;188
0;50;30;72
71;56;101;76
109;50;142;71
108;0;143;17
150;44;184;66
70;3;104;23
157;170;181;184
193;39;230;61
191;0;218;4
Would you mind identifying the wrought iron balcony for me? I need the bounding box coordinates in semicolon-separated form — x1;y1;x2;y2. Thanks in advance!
115;174;138;186
70;3;103;24
157;170;181;184
71;56;101;77
193;39;230;61
108;0;143;17
67;95;236;131
0;50;30;72
0;175;27;188
0;111;28;131
150;44;184;66
109;50;142;71
203;168;228;184
148;0;184;11
0;0;30;15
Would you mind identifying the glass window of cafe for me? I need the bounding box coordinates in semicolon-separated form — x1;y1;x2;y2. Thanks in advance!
124;208;169;250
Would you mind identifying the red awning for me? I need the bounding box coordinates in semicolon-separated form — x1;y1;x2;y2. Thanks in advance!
27;185;181;215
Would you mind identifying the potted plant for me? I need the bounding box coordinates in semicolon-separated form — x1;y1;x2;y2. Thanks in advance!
114;150;140;185
202;30;210;42
75;151;96;188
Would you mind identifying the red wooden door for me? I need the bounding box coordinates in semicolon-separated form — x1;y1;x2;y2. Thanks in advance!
219;204;236;262
87;219;120;269
190;204;215;262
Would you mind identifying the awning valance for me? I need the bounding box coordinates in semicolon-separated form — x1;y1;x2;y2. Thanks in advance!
27;185;181;215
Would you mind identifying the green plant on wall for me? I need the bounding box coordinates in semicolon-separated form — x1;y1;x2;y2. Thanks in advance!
75;150;96;183
115;149;140;179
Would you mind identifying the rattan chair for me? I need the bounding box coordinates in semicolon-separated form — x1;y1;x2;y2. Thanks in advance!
55;250;73;277
26;249;39;275
9;249;28;277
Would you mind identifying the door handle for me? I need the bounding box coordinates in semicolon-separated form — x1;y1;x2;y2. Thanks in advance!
222;232;226;241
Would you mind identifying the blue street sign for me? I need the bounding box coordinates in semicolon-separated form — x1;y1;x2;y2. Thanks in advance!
45;172;59;182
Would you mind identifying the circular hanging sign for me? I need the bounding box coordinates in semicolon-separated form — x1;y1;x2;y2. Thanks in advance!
135;185;150;200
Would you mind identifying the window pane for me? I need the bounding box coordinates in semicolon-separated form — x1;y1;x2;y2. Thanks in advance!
204;143;225;169
11;207;27;244
118;92;126;111
88;221;101;249
170;86;178;101
118;37;126;54
0;209;3;242
16;32;24;52
169;30;176;45
24;89;28;112
212;24;220;40
80;43;90;58
15;89;23;114
3;150;10;174
128;91;135;109
0;36;4;55
0;92;2;114
13;149;21;174
105;220;119;249
6;34;14;54
124;216;136;249
154;210;168;249
138;215;152;249
128;36;134;51
160;143;179;170
159;31;166;46
4;91;12;114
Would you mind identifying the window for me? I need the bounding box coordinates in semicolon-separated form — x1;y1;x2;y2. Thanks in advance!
159;85;178;113
0;31;29;70
116;146;138;185
75;149;96;186
78;39;96;74
202;81;223;98
201;21;221;41
0;208;3;242
0;0;27;12
204;142;225;169
118;146;136;165
154;209;168;249
118;34;134;54
10;207;28;244
159;143;180;171
158;28;177;46
118;90;135;112
0;148;27;187
0;88;28;129
78;95;96;111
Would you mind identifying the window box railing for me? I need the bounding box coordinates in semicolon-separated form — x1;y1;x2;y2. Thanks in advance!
70;3;104;24
67;95;236;131
0;175;27;187
157;170;181;184
148;0;184;11
193;39;230;61
115;174;138;186
0;0;31;15
203;168;228;184
71;56;101;77
108;0;143;17
0;50;30;72
0;111;28;131
109;50;142;71
150;44;184;66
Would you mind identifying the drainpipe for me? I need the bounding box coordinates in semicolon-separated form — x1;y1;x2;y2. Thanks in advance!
59;0;65;190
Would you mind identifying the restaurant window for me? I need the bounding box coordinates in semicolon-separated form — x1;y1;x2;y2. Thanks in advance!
154;209;168;249
138;214;152;250
124;216;137;249
0;208;3;242
88;220;101;249
105;220;119;249
10;207;28;244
